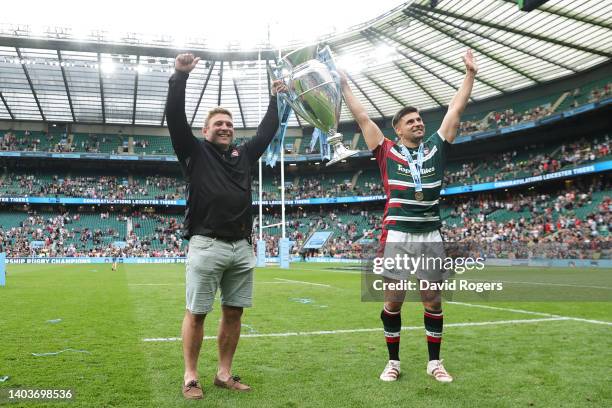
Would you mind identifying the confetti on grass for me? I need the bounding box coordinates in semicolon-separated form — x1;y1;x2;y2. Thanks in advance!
241;324;257;333
289;298;328;308
290;298;315;304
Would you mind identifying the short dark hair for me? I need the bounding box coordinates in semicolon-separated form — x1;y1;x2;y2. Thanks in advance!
205;107;233;127
392;106;419;128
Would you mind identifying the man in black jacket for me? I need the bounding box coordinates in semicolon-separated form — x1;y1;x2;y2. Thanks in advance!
166;53;286;399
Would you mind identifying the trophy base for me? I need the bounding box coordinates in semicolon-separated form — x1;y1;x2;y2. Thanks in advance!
326;135;360;166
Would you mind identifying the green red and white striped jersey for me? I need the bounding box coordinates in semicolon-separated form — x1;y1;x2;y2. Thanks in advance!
374;131;449;234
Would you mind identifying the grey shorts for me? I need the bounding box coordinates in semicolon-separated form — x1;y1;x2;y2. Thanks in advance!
185;235;256;314
382;229;450;282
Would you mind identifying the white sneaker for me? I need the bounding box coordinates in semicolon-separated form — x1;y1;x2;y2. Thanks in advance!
427;359;453;383
379;360;401;381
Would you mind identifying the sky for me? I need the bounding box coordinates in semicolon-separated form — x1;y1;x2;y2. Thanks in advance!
1;0;407;49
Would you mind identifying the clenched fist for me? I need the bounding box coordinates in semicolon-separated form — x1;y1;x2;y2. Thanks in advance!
271;79;288;96
175;53;200;74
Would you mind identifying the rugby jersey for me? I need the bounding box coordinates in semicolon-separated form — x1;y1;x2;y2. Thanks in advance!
374;131;449;233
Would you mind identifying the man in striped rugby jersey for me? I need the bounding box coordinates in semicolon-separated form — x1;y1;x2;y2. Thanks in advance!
340;49;478;383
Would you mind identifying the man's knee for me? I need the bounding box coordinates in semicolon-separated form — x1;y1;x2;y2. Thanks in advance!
184;309;206;326
221;305;243;324
420;288;442;311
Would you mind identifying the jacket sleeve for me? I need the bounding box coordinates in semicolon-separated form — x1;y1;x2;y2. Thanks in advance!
165;70;198;161
242;96;280;164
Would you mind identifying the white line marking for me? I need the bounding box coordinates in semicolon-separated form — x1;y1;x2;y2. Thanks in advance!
128;283;182;286
449;301;612;326
274;278;331;287
142;317;567;342
300;268;361;274
258;281;298;284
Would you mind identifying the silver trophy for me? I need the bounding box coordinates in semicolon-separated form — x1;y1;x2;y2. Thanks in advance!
271;44;359;166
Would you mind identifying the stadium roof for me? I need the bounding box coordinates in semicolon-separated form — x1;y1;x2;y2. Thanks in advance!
0;0;610;128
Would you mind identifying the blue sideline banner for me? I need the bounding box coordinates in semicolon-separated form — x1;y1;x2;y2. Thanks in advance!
0;197;187;206
0;253;5;286
500;121;536;133
1;159;610;206
441;160;612;195
6;257;186;264
563;103;596;117
253;195;386;206
3;256;609;268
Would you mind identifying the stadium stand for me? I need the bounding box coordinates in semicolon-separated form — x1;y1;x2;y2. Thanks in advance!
132;135;175;155
256;177;611;258
0;69;610;260
2;133;607;201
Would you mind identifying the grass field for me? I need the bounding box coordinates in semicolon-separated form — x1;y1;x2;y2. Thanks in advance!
0;263;610;407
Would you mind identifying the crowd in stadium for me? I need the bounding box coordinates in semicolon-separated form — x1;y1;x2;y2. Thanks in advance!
256;174;385;201
459;105;553;135
0;173;185;200
445;135;610;186
457;81;611;136
0;77;610;259
3;134;606;200
77;134;124;153
0;130;70;152
258;178;610;259
258;207;380;258
0;210;184;258
1;176;609;258
585;83;612;104
442;181;611;259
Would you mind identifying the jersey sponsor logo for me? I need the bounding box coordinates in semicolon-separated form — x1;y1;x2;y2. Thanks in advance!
397;164;436;176
421;166;435;175
397;164;411;176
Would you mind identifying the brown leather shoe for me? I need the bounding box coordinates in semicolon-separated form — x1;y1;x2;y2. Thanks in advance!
213;375;251;392
182;380;203;399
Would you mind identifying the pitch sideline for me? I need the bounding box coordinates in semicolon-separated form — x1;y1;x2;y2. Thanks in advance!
143;316;569;342
449;301;612;326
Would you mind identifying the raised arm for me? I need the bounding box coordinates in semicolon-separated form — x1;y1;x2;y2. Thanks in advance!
166;53;200;161
243;80;287;163
339;70;384;151
439;49;478;144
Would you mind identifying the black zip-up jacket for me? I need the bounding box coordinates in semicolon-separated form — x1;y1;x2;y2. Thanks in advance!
166;70;279;240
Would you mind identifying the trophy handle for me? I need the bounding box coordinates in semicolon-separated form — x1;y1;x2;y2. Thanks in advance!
266;63;280;82
267;63;295;114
